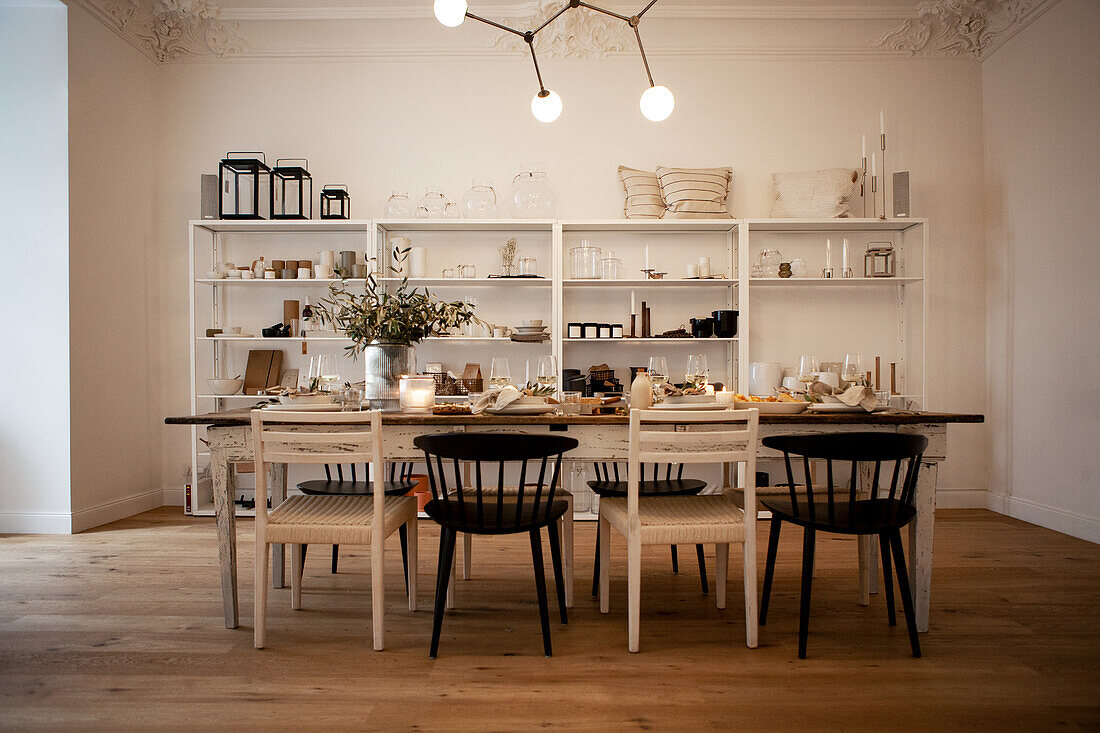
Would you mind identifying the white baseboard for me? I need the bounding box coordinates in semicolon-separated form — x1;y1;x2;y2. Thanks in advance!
935;486;989;509
162;487;185;506
987;493;1100;544
71;489;165;533
0;511;72;534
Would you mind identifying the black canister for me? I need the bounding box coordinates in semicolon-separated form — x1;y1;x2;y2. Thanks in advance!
691;317;713;338
711;309;739;338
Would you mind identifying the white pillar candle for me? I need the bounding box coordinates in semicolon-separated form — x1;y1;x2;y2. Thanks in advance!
842;238;849;272
409;247;428;278
697;256;711;278
825;239;832;269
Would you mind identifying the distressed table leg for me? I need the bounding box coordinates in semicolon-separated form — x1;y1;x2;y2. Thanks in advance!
461;462;472;580
211;448;238;629
910;460;937;633
271;463;287;590
857;462;878;604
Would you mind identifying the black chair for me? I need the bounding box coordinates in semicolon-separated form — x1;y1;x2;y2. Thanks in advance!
588;462;710;596
759;432;928;659
297;462;417;587
415;432;578;658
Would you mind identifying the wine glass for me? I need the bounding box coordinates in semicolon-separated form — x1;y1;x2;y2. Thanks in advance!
536;355;558;392
647;356;669;386
315;354;341;393
797;354;818;392
489;357;511;388
685;354;709;390
842;353;864;385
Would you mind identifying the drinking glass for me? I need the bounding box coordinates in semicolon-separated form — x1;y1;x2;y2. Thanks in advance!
647;356;669;385
340;386;363;411
458;263;477;279
489;357;511;388
441;268;455;278
842;353;864;384
560;391;582;415
685;354;709;390
797;354;819;391
536;355;558;392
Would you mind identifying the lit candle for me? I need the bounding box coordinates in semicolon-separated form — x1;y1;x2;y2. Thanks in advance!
826;239;832;269
399;375;435;414
871;152;877;178
880;110;885;136
842;238;849;272
631;289;636;314
862;133;867;160
716;388;734;407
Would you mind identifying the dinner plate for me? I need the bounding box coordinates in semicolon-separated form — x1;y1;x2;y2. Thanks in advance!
650;403;728;411
733;401;810;414
264;403;343;412
807;403;887;413
484;404;558;415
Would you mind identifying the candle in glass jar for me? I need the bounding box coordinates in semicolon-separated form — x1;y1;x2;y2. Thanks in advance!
399;375;435;414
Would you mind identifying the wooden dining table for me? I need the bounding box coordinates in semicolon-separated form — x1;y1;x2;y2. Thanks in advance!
165;408;982;635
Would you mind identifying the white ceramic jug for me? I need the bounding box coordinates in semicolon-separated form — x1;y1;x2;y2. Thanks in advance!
749;362;783;396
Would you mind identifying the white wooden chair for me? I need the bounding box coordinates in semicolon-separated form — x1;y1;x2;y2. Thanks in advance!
598;408;760;652
251;409;418;650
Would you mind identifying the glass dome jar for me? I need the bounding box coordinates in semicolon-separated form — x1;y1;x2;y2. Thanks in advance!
460;177;498;219
385;190;411;218
570;241;602;279
600;249;622;280
759;248;783;278
509;162;559;218
416;186;447;218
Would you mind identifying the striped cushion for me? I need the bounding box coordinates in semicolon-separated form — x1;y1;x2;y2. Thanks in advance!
617;165;665;219
656;166;733;218
770;168;858;218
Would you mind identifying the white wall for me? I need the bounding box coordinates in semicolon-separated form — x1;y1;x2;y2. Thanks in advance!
0;1;71;533
983;0;1100;542
66;3;163;531
154;55;988;499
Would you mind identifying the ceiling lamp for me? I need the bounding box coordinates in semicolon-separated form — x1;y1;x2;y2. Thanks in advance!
434;0;673;123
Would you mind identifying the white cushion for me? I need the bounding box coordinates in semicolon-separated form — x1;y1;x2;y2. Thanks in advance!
770;168;858;218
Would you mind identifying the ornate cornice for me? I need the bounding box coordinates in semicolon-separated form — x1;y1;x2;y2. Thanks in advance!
487;0;633;59
72;0;251;62
874;0;1046;58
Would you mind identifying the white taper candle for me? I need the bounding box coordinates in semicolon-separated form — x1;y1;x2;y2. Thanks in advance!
826;239;832;269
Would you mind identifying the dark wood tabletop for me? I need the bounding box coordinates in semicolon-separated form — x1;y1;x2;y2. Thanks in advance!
165;407;984;427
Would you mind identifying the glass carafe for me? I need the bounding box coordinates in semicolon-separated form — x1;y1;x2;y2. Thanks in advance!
385;190;411;218
460;177;498;219
416;186;447;218
509;162;559;218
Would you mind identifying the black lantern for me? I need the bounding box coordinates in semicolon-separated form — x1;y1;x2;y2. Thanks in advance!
320;184;351;220
271;158;312;219
219;151;271;219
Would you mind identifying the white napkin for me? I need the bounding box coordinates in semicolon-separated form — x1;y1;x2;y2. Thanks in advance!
471;385;523;414
809;381;879;411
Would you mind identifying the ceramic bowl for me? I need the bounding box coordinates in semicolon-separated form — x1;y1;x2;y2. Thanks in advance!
207;378;244;396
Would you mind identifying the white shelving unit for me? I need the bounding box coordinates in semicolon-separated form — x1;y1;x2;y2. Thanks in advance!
186;216;927;516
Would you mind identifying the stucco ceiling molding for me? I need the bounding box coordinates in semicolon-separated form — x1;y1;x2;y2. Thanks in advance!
76;0;252;62
486;0;633;59
874;0;1045;58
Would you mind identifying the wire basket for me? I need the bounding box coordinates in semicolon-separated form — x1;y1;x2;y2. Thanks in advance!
427;370;483;396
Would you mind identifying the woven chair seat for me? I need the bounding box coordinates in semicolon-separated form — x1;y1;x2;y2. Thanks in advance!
265;495;415;545
601;494;746;545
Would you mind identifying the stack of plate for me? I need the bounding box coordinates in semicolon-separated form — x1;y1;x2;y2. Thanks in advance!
511;323;550;342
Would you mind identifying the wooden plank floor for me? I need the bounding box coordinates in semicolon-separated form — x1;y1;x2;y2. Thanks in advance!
1;508;1098;731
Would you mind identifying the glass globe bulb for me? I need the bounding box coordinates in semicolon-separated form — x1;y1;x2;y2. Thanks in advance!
640;85;675;122
531;90;563;123
433;0;468;27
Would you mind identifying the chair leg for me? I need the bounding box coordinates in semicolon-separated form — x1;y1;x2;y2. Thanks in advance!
371;530;386;652
627;532;642;653
759;515;782;626
798;527;816;659
671;544;679;573
291;544;303;611
429;527;456;658
254;539;269;649
592;529;601;598
530;529;553;657
562;493;575;609
889;530;922;658
599;515;611;614
743;538;759;649
406;517;418;612
547;519;568;625
715;543;729;610
399;524;409;597
879;532;896;626
331;545;338;574
696;544;709;595
447;543;456;610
